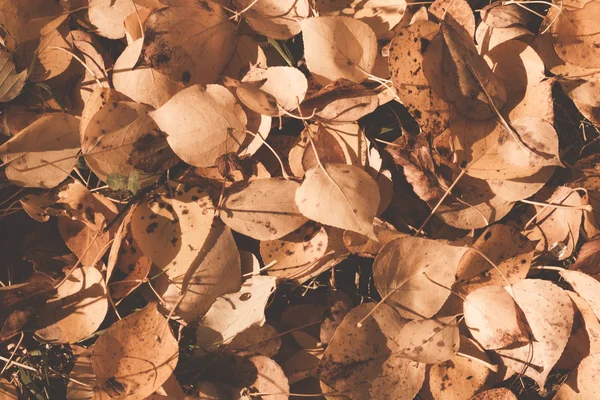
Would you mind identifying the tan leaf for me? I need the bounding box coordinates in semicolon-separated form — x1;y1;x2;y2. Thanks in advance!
316;303;426;400
110;255;152;301
487;167;556;202
552;1;600;69
317;0;408;39
476;21;533;54
35;266;109;343
438;16;507;120
223;35;267;80
373;235;468;319
554;353;600;399
301;79;379;124
301;16;377;86
219;178;309;241
149;84;247;167
496;279;574;388
230;354;289;400
0;380;17;399
284;348;323;384
67;350;102;400
429;0;476;36
0;47;27;102
470;388;518;400
342;218;404;257
524;186;584;260
233;0;310;40
79;88;131;141
0;114;80;188
561;270;600;321
88;0;163;39
397;315;460;363
228;324;282;358
112;38;183;109
289;124;351;177
238;66;308;116
157;222;242;322
464;285;529;350
457;224;535;285
82;101;160;181
296;163;380;239
57;217;111;267
195;275;276;352
91;302;178;399
30;14;73;82
389;20;450;138
130;182;215;278
143;4;236;85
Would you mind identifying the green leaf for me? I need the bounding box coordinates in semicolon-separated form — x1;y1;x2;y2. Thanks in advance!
128;170;140;194
107;173;128;190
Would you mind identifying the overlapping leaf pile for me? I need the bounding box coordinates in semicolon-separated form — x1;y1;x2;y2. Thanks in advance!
0;0;600;399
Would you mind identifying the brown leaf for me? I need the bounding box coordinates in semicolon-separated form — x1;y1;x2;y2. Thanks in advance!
143;3;236;85
316;303;426;400
373;235;468;319
219;178;309;241
301;16;378;86
233;0;309;40
561;270;600;322
296;163;380;239
195;275;276;352
552;1;600;69
397;315;460;363
228;324;282;358
0;47;27;102
0;114;80;188
35;266;109;343
496;279;574;388
464;285;529;350
149;84;247;167
91;302;179;399
470;388;518;400
554;353;600;399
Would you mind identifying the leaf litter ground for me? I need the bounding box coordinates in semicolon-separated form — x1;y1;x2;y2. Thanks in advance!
0;0;600;399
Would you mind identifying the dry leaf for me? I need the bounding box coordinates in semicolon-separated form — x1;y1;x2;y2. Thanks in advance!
35;266;109;343
552;1;600;69
223;35;267;80
238;66;308;116
219;178;309;241
554;353;600;400
373;235;468;319
464;285;529;350
88;0;161;39
0;114;80;188
92;302;179;399
228;324;282;358
389;20;450;138
470;388;518;400
397;315;460;363
112;38;184;109
457;224;535;285
295;163;380;239
317;303;426;400
317;0;408;39
426;350;491;400
131;182;215;278
143;4;236;85
0;47;27;102
496;279;574;388
301;16;377;86
157;222;242;322
438;16;507;120
233;0;310;40
560;270;600;321
195;275;276;352
149;84;247;167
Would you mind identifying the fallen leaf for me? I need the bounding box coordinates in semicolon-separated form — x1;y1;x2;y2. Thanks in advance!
143;3;236;85
552;1;600;69
389;20;450;138
149;84;247;167
373;235;468;319
112;38;184;109
0;47;27;102
223;35;267;80
196;275;276;352
301;16;378;85
228;324;282;358
0;114;80;188
91;302;179;399
35;266;109;343
89;0;162;39
470;388;518;400
397;315;460;363
219;178;309;241
233;0;310;40
464;285;529;350
560;270;600;322
496;279;574;388
316;303;426;400
295;163;380;239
